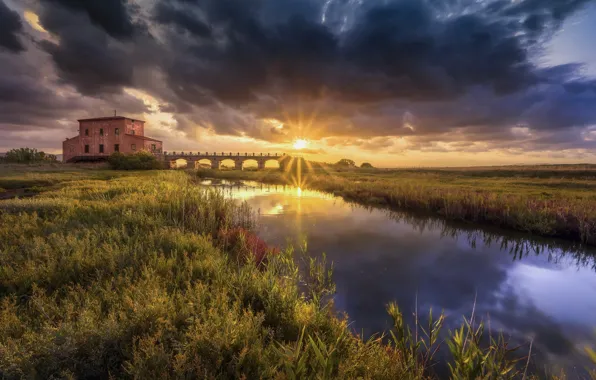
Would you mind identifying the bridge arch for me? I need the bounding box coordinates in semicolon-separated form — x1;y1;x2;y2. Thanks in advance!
264;158;281;169
170;158;188;169
241;158;259;170
195;158;212;169
219;158;237;170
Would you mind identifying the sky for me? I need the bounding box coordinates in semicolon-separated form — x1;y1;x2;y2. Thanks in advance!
1;0;596;167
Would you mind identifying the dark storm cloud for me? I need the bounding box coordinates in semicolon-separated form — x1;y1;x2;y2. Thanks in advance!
0;0;25;52
2;0;596;155
0;46;82;130
156;0;541;106
39;32;134;95
343;1;535;97
147;0;596;150
154;3;212;38
0;27;148;152
36;1;158;95
496;0;593;22
486;0;595;44
0;50;148;131
39;0;136;38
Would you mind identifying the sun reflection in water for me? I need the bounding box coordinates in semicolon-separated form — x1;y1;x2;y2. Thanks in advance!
268;204;285;215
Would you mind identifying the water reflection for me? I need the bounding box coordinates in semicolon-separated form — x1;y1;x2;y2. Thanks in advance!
201;178;596;374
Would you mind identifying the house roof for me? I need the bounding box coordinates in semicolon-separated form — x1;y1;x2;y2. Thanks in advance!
78;116;146;122
129;135;162;143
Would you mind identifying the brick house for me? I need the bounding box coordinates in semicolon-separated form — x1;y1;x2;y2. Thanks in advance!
63;116;163;162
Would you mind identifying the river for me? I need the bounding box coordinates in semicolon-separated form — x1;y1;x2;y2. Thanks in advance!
202;178;596;375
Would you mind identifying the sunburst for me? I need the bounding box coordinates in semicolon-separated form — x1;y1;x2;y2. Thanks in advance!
293;139;309;150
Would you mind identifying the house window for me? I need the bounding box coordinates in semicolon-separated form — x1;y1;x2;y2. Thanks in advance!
114;144;119;152
151;144;156;151
85;129;89;136
100;128;104;136
84;145;89;153
115;128;119;135
99;144;104;153
131;129;135;135
131;144;136;151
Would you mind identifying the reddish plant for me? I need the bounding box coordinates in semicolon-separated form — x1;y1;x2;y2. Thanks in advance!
218;227;279;266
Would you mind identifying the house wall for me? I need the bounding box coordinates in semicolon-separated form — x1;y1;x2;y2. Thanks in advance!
78;119;129;157
62;136;80;162
142;139;163;153
121;135;162;153
125;119;144;136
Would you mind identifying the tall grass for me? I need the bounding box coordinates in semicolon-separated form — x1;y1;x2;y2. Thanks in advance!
0;169;594;378
0;171;403;378
198;167;596;246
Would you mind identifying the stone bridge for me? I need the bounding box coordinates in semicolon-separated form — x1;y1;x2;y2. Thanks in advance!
164;151;289;170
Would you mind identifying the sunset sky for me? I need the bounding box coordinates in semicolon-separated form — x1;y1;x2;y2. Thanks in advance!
1;0;596;167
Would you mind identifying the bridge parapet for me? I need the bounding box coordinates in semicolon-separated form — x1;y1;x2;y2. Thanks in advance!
164;152;283;157
164;151;288;170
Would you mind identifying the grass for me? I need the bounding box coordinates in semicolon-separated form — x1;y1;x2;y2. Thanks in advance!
0;164;594;378
198;164;596;246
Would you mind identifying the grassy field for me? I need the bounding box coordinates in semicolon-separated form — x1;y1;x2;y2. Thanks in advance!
0;164;594;378
198;164;596;246
0;163;117;199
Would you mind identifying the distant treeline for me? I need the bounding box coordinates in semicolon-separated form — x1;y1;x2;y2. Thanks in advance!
0;148;58;163
299;158;374;169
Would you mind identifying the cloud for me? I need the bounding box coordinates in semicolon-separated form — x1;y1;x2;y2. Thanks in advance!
0;0;25;52
0;34;148;152
1;0;595;158
495;0;593;22
154;0;544;107
146;0;596;151
38;0;137;38
36;2;153;95
154;2;212;38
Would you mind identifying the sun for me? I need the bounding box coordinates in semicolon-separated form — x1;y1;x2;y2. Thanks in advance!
293;139;309;150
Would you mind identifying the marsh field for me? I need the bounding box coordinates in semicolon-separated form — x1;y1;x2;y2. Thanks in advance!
1;164;596;379
198;163;596;246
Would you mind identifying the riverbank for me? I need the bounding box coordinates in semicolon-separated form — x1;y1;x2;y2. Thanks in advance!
197;165;596;246
0;166;593;378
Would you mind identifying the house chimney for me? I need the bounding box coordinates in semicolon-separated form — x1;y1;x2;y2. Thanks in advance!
114;110;117;116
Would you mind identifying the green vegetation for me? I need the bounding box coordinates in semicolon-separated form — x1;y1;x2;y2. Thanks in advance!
335;158;356;167
0;148;57;163
0;164;116;200
361;162;374;168
198;164;596;246
108;151;164;170
0;167;594;378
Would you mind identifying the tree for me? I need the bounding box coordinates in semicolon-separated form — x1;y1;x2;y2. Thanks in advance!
2;148;58;163
335;158;356;167
361;162;374;168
